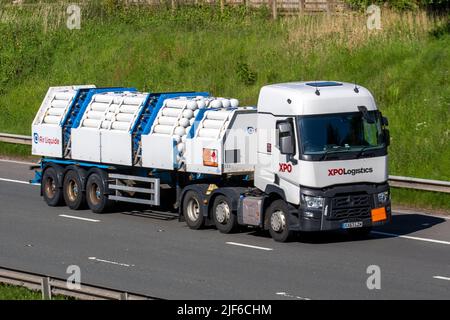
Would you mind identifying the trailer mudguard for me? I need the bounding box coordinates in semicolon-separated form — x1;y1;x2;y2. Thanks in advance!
42;163;65;189
64;165;88;192
87;167;111;195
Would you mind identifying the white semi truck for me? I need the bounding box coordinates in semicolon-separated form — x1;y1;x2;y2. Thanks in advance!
31;81;391;241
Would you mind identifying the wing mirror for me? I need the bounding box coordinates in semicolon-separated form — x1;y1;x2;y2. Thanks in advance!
277;119;297;164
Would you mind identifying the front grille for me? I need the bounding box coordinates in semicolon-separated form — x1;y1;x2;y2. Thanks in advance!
329;194;372;220
332;194;371;208
330;207;371;220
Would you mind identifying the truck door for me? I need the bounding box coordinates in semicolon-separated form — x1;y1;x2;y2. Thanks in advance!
274;118;301;205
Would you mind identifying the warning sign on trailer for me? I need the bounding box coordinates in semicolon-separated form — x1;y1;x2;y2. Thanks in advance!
203;148;218;167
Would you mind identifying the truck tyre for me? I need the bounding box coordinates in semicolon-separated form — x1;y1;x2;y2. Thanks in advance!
63;169;86;210
347;226;372;238
42;167;63;207
183;190;205;230
266;200;294;242
86;173;111;213
211;195;237;234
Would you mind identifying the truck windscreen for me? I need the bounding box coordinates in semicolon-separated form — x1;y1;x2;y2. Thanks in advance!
297;111;385;160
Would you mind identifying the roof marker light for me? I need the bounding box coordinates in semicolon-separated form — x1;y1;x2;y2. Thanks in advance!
306;81;342;87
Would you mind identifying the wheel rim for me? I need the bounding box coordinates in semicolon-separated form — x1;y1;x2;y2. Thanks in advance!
215;201;230;224
186;198;200;222
44;177;56;199
89;183;101;206
270;210;286;233
67;179;78;202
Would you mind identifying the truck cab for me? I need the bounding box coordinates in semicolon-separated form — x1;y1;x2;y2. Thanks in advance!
252;81;391;240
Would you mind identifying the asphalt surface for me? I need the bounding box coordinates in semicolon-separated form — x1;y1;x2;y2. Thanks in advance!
0;159;449;299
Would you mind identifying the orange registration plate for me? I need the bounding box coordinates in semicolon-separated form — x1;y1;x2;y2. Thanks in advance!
371;207;387;222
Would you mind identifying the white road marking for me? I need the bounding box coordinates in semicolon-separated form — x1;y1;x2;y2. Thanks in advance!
0;177;31;185
226;242;273;251
372;231;450;246
59;214;100;223
0;177;39;186
433;276;450;281
0;159;37;165
88;257;134;267
276;292;311;300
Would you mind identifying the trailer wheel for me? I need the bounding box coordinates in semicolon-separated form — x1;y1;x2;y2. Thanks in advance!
183;190;205;230
63;169;86;210
86;173;111;213
266;200;294;242
42;167;63;207
211;195;237;234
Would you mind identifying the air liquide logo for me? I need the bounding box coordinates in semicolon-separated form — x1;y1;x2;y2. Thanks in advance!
328;167;373;176
33;133;60;145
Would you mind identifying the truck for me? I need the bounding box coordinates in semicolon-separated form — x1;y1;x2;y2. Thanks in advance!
31;81;391;242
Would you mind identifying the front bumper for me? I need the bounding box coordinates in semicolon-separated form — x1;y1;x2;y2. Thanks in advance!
289;182;391;232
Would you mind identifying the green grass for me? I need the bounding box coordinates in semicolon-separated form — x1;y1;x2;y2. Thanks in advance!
391;189;450;212
0;3;448;209
0;284;42;300
0;142;33;159
0;283;69;300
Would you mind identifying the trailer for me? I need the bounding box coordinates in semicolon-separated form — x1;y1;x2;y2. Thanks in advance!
32;81;391;242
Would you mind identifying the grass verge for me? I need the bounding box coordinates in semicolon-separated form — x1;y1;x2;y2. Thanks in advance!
0;283;69;300
0;142;33;159
391;188;450;213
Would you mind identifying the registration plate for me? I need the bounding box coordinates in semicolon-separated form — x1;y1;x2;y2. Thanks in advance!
342;221;363;229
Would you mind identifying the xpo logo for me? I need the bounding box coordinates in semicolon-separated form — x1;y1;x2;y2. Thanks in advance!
279;163;292;173
328;167;373;176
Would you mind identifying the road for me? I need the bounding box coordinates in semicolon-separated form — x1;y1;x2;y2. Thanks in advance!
0;159;449;299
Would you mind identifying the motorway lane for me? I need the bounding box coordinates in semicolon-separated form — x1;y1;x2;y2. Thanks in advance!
0;160;449;299
0;159;37;182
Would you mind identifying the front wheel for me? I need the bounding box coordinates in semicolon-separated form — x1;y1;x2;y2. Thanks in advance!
183;190;205;230
211;195;237;234
266;200;294;242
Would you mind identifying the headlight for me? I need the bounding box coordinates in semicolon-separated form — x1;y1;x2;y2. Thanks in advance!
303;195;324;209
377;191;389;204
